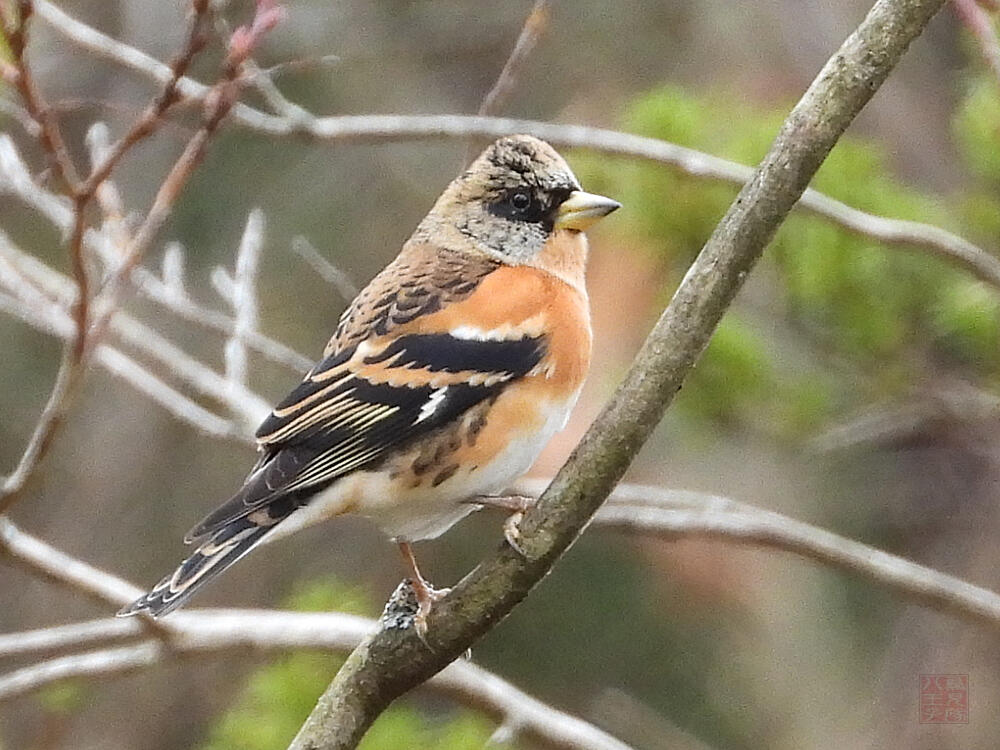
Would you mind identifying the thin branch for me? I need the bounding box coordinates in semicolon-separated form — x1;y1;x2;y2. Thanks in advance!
477;0;552;118
0;268;241;440
464;0;552;164
0;228;271;427
87;0;285;354
221;208;265;390
0;618;140;659
34;0;1000;299
0;511;626;750
0;517;141;609
0;0;80;189
290;236;359;302
79;0;211;197
97;347;246;440
0;353;78;514
0;0;217;516
211;10;313;123
0;624;629;750
0;0;88;515
288;1;948;747
595;492;1000;631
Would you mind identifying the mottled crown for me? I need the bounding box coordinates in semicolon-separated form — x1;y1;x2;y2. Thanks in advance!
469;135;581;196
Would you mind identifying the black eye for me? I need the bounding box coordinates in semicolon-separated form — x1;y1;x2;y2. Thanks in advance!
510;191;532;212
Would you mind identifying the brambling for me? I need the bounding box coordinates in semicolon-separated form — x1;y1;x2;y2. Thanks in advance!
120;135;619;624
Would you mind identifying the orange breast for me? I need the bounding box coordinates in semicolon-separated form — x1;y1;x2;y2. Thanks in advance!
409;263;592;400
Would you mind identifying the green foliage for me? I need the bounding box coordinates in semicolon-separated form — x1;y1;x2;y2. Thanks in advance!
578;83;1000;431
199;578;503;750
37;681;88;714
954;77;1000;184
674;316;771;424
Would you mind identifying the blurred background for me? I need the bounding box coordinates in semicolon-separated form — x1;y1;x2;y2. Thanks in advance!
3;0;1000;748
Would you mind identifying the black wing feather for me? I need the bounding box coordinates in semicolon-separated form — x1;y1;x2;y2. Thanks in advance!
187;333;545;541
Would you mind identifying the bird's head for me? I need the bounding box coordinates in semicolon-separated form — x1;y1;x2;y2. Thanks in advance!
414;135;620;264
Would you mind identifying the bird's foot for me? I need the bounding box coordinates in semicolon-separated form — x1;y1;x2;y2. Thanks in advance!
397;541;451;639
409;575;451;639
470;494;537;557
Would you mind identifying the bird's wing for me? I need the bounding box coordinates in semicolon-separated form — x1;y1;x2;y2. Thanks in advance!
185;247;546;541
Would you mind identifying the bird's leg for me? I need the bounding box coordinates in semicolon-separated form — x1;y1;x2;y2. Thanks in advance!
469;494;537;557
397;541;450;636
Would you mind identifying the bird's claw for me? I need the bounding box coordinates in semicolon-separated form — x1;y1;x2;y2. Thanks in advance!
410;577;451;640
503;511;527;557
470;494;537;558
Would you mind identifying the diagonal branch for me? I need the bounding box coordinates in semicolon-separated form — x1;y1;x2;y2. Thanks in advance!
476;0;552;118
288;1;948;747
8;478;1000;744
32;0;1000;297
0;134;312;372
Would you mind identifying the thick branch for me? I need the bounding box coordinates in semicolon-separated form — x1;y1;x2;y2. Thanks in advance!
9;480;1000;744
289;1;947;748
32;0;1000;296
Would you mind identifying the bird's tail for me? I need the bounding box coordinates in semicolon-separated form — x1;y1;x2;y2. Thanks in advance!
118;516;273;618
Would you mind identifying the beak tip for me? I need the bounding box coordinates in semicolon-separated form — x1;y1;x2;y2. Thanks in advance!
554;190;622;231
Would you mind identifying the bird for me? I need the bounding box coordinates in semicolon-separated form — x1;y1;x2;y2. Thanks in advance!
119;134;620;627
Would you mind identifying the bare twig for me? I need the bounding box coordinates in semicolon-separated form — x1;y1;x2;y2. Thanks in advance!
0;0;218;516
0;265;242;441
0;618;140;658
0;517;141;609
9;475;1000;743
0;0;80;189
0;229;271;427
33;0;1000;300
0;511;627;750
953;0;1000;85
288;1;948;747
0;630;629;750
0;135;310;369
219;209;265;389
290;236;359;302
80;0;211;197
477;0;552;118
88;0;285;351
465;0;553;164
0;0;87;515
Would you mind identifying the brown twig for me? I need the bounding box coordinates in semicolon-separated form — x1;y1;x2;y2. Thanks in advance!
465;0;552;165
477;0;552;118
89;0;285;350
0;0;80;189
0;1;286;516
79;0;212;197
0;0;214;515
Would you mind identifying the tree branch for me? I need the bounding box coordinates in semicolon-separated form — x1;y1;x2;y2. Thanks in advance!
0;134;312;372
476;0;551;118
32;0;1000;297
9;478;1000;744
288;2;948;747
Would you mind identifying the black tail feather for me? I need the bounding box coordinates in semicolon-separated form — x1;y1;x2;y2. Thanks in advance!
118;517;274;618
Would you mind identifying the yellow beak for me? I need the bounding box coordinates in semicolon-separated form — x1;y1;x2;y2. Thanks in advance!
553;190;621;231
